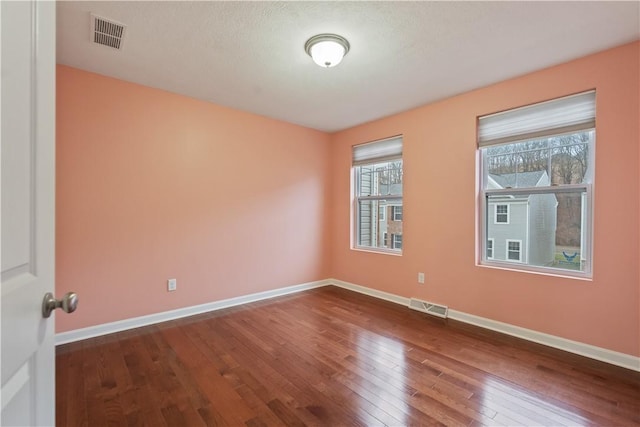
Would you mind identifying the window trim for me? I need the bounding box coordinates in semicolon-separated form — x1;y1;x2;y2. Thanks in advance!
379;206;386;221
392;206;403;221
494;204;509;224
505;239;522;262
486;238;494;260
392;234;403;249
477;91;595;279
352;136;403;255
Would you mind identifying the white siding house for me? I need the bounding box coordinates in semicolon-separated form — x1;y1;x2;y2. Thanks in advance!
486;171;557;265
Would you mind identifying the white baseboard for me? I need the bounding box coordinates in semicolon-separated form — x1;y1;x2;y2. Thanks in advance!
446;310;640;372
56;277;640;372
328;278;411;306
55;279;330;345
327;278;640;372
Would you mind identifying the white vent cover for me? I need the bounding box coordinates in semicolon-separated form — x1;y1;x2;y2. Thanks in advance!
90;14;126;50
408;298;448;318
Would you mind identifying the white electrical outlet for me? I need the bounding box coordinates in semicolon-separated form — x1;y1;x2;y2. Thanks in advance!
167;278;177;292
418;272;425;284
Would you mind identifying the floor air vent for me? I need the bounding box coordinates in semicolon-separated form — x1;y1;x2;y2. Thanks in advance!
408;298;448;318
91;14;126;50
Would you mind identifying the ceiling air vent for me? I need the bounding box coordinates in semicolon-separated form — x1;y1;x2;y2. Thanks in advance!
90;14;126;50
408;298;448;319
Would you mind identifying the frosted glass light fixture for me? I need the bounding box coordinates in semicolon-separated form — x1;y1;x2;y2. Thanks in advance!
304;34;350;68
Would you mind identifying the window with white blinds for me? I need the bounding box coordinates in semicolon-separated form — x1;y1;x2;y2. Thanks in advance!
478;91;595;147
477;91;595;278
353;136;403;253
352;136;403;165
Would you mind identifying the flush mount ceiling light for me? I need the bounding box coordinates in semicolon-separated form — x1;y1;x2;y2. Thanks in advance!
304;33;350;68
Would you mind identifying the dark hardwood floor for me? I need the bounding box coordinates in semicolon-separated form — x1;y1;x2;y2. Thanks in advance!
56;286;640;426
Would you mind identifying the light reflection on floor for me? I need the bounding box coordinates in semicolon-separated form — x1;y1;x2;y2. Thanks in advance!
354;331;410;425
350;331;589;426
480;377;588;426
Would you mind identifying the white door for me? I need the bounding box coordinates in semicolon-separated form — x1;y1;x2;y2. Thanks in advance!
1;1;57;425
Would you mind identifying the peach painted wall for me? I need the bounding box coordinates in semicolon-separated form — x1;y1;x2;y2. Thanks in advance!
329;42;640;357
56;65;331;332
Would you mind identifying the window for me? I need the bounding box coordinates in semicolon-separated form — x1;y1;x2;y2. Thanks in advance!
478;91;594;277
392;234;403;249
506;239;522;262
495;204;509;224
487;238;494;259
353;136;403;253
392;206;403;221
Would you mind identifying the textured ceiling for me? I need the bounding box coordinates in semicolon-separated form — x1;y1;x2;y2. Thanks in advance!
57;1;639;132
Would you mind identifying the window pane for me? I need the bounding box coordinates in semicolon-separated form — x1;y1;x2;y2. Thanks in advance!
357;199;402;251
485;139;549;186
549;133;591;184
485;189;587;272
483;130;592;189
356;161;403;197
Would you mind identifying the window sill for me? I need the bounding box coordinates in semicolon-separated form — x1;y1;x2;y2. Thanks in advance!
352;246;402;256
477;261;592;281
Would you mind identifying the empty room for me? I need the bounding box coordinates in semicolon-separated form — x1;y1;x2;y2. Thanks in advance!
1;1;639;426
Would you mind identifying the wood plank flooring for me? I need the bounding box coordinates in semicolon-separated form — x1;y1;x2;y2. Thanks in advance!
56;286;640;426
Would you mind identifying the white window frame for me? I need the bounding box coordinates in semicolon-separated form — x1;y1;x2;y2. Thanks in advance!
392;206;403;221
487;238;494;260
505;239;522;262
478;91;595;278
352;135;403;254
392;234;403;249
379;206;386;221
494;204;509;224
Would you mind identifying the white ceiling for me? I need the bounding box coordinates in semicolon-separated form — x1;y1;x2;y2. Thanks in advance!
57;1;639;133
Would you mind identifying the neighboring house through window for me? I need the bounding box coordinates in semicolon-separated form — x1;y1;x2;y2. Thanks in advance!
353;136;403;253
478;91;595;277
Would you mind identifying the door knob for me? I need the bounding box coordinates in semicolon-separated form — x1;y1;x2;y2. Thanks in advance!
42;292;78;318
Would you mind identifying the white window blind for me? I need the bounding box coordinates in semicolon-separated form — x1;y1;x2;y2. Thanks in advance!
478;91;595;147
353;136;403;165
